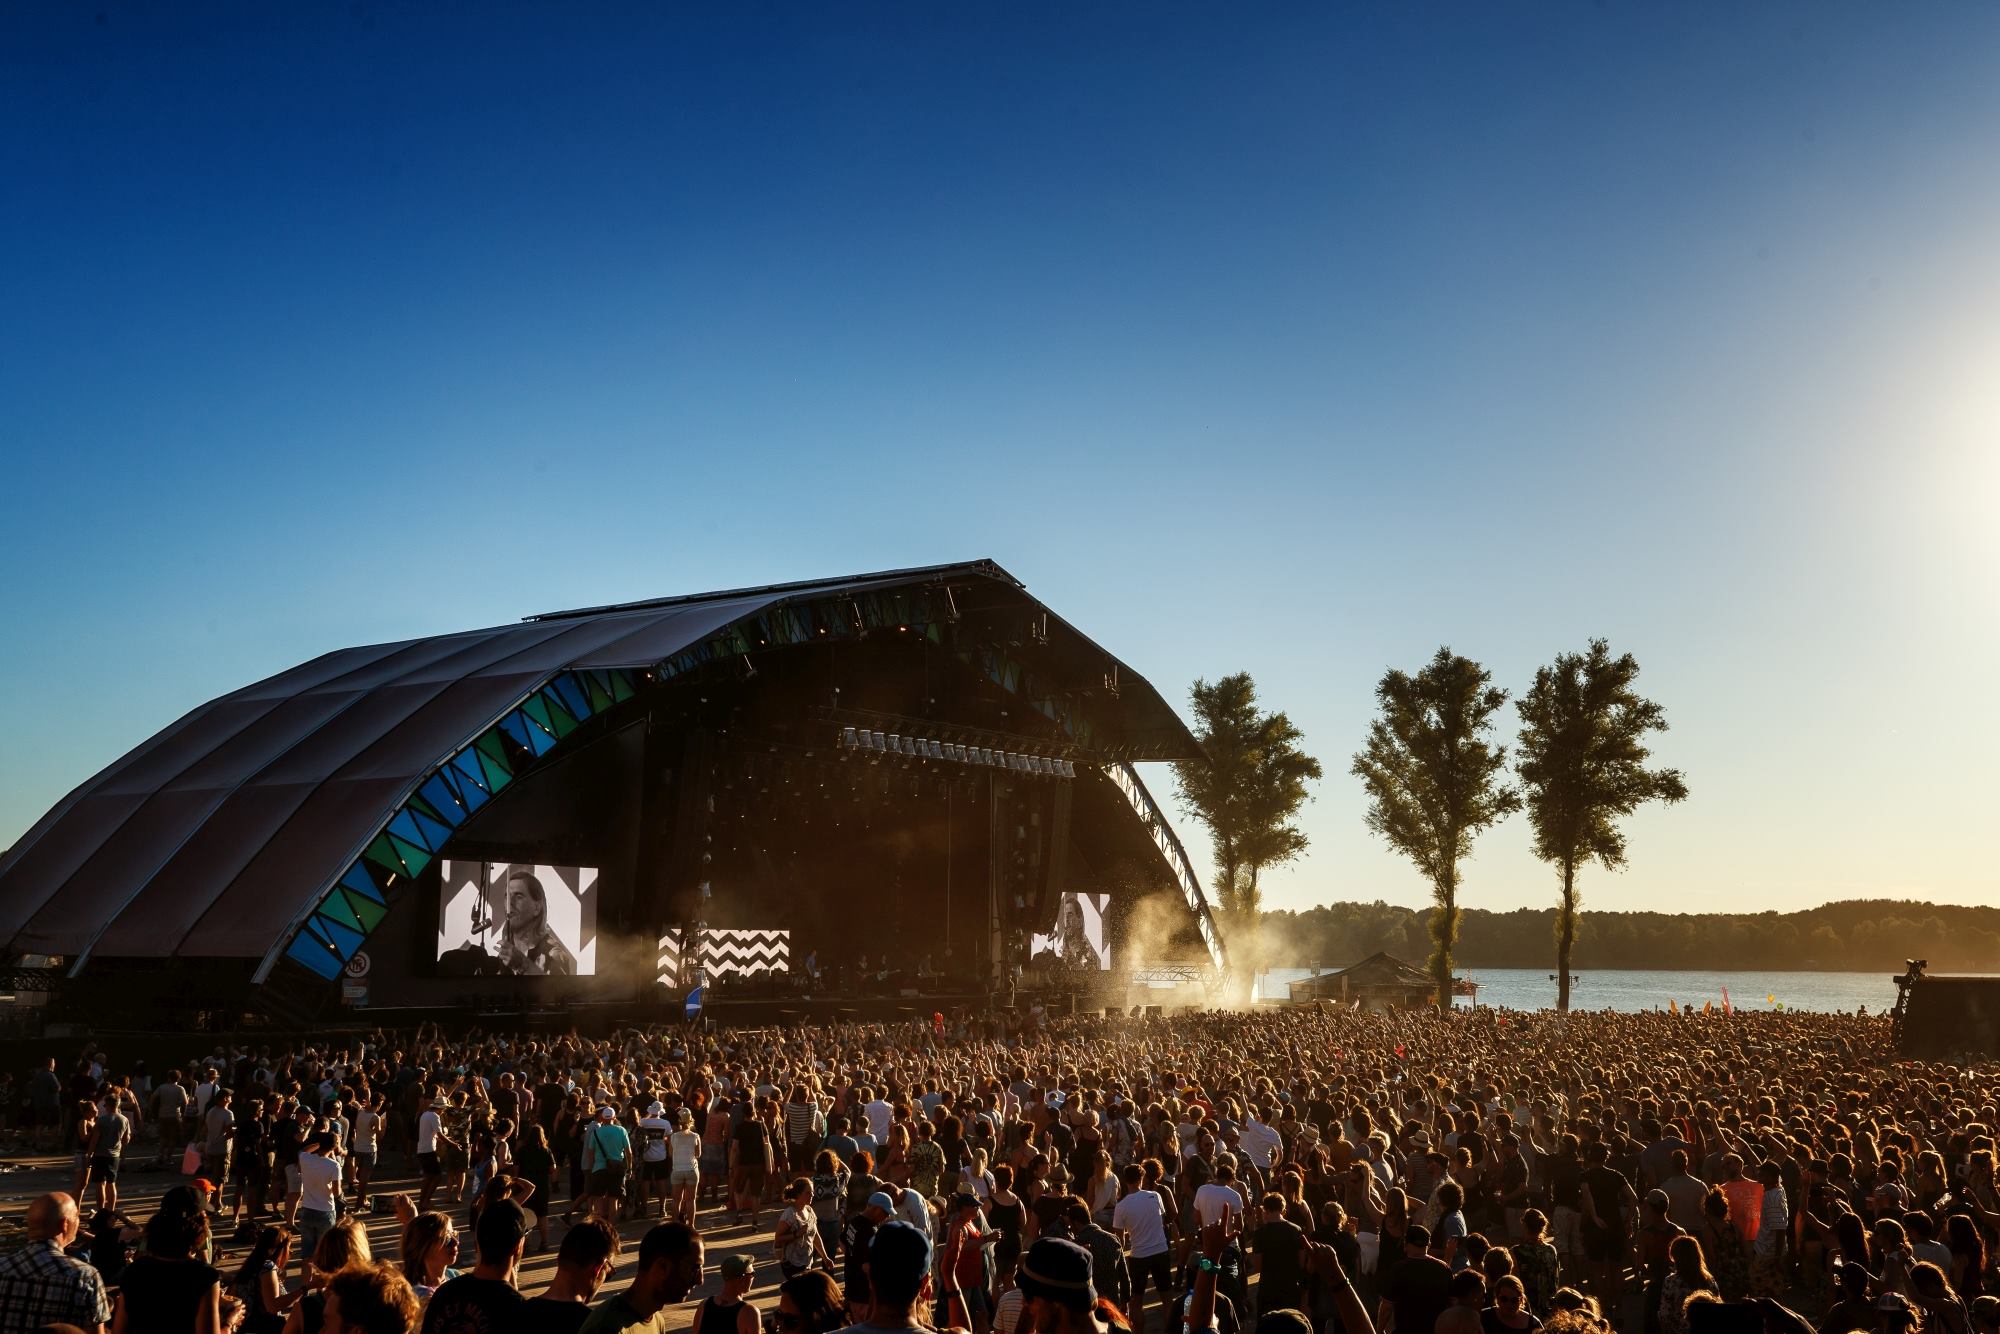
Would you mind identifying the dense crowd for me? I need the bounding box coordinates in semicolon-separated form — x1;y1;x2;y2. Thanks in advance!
1;1003;1997;1334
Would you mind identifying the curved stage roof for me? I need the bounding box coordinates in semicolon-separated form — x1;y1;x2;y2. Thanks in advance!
0;561;1215;985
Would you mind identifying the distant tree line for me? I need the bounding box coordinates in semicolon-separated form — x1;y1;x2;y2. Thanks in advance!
1253;898;2000;973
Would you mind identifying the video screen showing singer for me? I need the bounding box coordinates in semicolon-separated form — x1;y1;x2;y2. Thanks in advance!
490;864;575;977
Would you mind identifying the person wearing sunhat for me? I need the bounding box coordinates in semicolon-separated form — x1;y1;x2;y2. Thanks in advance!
1015;1235;1113;1334
692;1254;763;1334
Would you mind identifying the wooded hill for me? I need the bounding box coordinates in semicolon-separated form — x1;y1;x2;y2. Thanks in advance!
1256;899;2000;971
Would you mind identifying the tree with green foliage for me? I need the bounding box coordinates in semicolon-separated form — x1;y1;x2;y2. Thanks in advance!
1351;648;1520;1009
1173;674;1322;951
1515;639;1688;1011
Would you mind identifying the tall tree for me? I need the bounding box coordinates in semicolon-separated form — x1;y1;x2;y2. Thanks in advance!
1173;674;1322;943
1351;648;1520;1009
1515;639;1688;1011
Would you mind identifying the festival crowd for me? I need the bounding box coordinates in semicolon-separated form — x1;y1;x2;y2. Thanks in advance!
0;1004;1997;1334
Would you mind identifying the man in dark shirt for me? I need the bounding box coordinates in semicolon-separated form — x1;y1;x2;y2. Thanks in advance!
1377;1224;1450;1334
842;1193;892;1319
422;1201;526;1333
520;1219;617;1334
1250;1193;1306;1317
1065;1197;1131;1316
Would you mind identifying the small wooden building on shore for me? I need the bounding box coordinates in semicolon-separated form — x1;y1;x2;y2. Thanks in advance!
1286;951;1478;1010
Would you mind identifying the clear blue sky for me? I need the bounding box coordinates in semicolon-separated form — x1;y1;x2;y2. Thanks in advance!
5;3;1997;919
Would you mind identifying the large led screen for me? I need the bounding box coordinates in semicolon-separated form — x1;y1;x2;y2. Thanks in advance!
437;861;597;976
1032;891;1111;970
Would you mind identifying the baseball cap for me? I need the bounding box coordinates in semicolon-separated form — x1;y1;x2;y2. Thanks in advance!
1017;1237;1096;1310
867;1191;898;1214
598;1105;617;1120
721;1254;757;1279
646;1101;666;1118
192;1178;216;1193
950;1190;980;1213
870;1221;932;1298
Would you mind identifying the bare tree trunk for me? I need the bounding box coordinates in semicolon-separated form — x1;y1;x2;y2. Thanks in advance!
1556;860;1577;1012
1431;863;1458;1011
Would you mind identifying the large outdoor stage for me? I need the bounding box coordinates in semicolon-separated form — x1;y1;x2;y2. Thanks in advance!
0;561;1230;1031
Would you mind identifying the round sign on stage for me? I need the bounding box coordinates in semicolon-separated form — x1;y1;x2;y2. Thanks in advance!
344;951;371;979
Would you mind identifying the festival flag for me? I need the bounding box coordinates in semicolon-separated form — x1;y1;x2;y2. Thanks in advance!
684;984;704;1020
1669;998;1678;1014
1394;1043;1407;1058
1767;993;1776;1005
1722;986;1732;1015
1703;1000;1713;1015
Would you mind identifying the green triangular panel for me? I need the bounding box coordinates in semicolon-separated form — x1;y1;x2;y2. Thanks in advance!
317;891;365;932
479;750;512;793
611;672;635;701
387;833;430;876
342;887;387;931
475;731;508;767
363;835;402;876
522;695;554;731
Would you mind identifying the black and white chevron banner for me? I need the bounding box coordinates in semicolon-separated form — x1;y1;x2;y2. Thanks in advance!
656;927;791;985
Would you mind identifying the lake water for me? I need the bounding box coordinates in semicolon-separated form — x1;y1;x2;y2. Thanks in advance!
1254;967;1914;1013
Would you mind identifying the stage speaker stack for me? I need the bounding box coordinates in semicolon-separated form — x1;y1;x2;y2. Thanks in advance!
1898;975;2000;1060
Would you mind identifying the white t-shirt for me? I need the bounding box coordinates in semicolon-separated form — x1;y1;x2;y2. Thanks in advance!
638;1116;671;1163
353;1110;380;1154
670;1130;703;1173
897;1188;932;1239
865;1099;894;1143
417;1109;441;1155
1113;1188;1170;1259
298;1151;342;1214
1194;1181;1242;1228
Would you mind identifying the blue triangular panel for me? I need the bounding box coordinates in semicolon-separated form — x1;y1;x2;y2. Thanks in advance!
420;775;465;824
340;863;386;905
314;915;365;961
388;810;431;852
409;808;455;852
286;934;342;979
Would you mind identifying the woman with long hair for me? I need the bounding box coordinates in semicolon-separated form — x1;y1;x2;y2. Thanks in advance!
878;1120;913;1189
281;1217;371;1334
778;1268;847;1334
1659;1236;1717;1334
399;1211;460;1301
1700;1188;1749;1302
1083;1150;1119;1229
1947;1214;1987;1300
113;1201;222;1334
231;1225;297;1334
670;1107;705;1225
1515;1209;1563;1317
515;1123;556;1253
811;1149;850;1260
